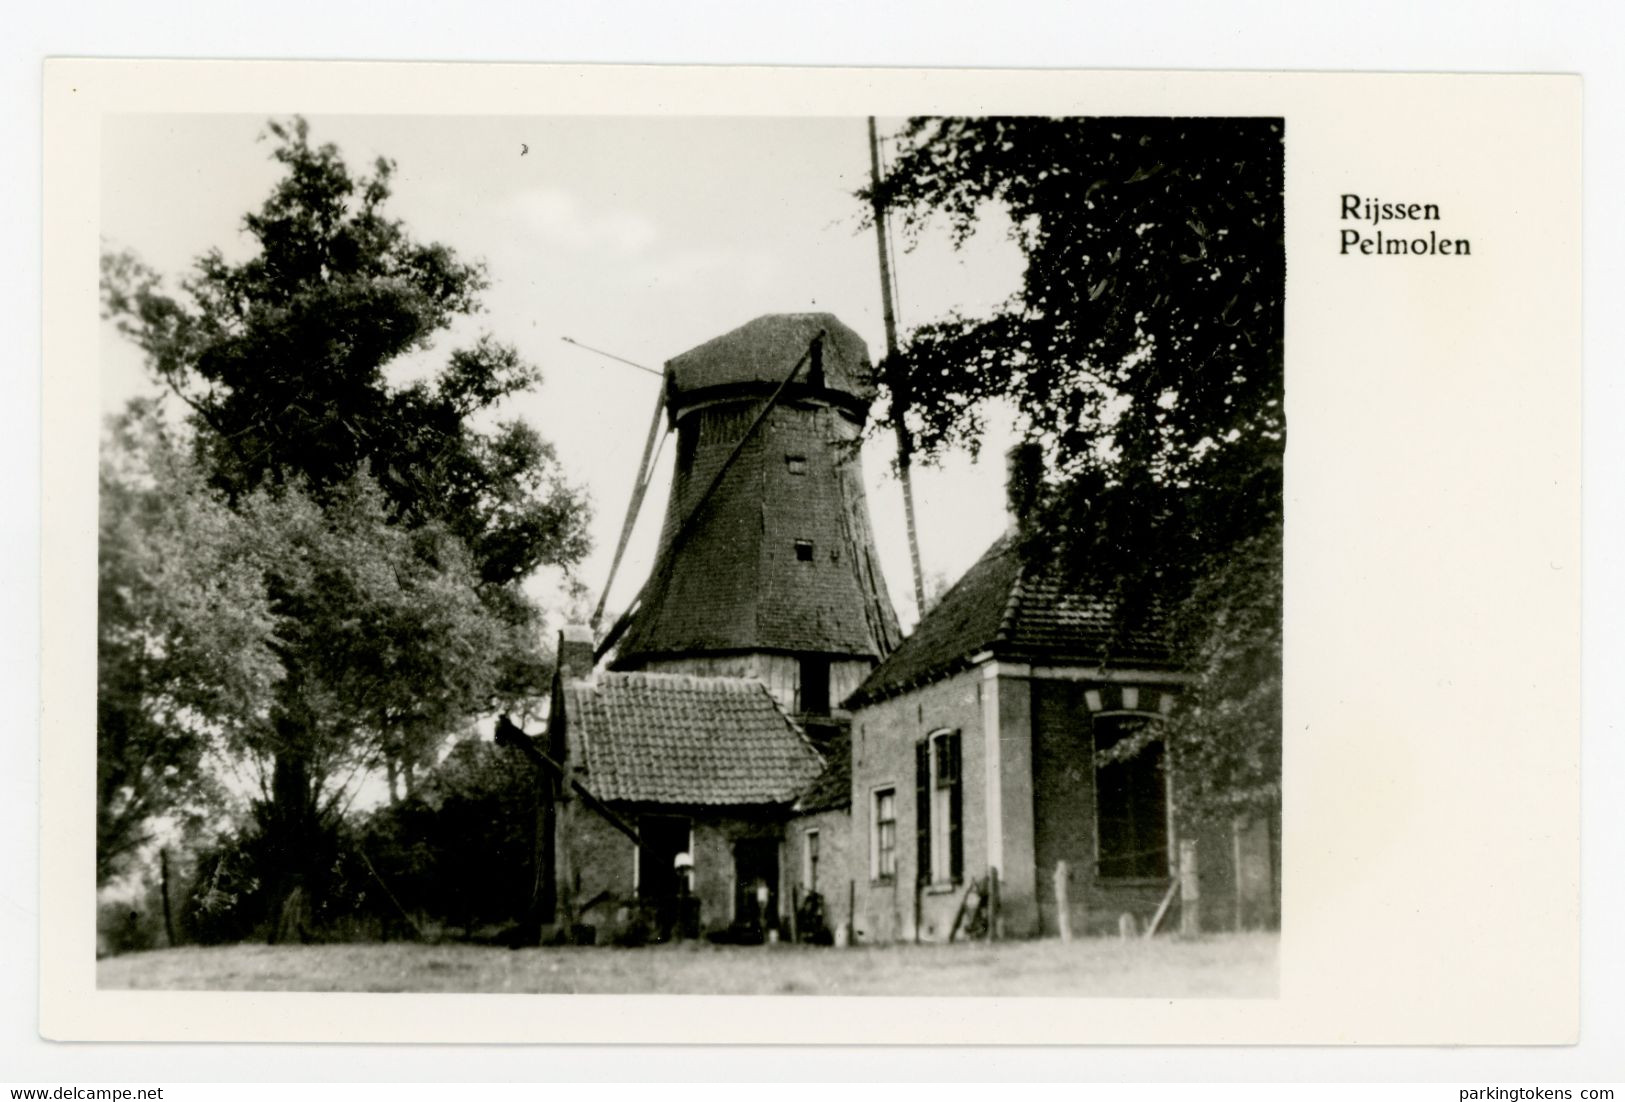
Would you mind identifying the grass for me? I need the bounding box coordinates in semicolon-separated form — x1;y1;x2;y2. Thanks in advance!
98;932;1277;997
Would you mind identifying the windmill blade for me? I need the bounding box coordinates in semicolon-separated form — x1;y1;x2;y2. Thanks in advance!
591;384;669;631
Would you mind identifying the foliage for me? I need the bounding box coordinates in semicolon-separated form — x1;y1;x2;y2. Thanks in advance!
1164;519;1282;825
100;118;590;582
869;116;1283;597
100;117;590;928
97;895;164;957
177;813;385;945
232;473;518;795
175;734;541;944
868;117;1283;823
97;404;280;885
359;737;540;934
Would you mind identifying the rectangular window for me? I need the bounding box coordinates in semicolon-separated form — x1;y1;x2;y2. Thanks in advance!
918;730;964;885
786;455;808;475
804;828;820;891
1093;715;1169;879
798;654;830;716
794;539;814;562
872;788;897;881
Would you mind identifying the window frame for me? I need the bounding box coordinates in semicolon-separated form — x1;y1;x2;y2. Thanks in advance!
871;786;897;882
1090;711;1170;882
922;728;964;887
798;654;831;716
803;827;820;892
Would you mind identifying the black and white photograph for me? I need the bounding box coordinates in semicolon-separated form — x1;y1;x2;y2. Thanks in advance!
35;61;1586;1052
91;110;1283;998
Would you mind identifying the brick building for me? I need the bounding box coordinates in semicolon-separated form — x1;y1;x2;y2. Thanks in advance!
540;630;824;941
843;482;1278;943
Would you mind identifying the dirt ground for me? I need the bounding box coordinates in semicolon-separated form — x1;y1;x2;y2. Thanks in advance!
98;932;1277;997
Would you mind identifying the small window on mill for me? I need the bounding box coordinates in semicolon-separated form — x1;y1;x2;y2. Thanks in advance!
786;455;808;475
794;540;814;562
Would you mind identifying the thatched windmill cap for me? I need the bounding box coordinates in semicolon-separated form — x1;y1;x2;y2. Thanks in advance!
663;312;877;419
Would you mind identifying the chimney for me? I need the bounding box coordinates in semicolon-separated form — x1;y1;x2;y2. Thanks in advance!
1005;441;1043;530
556;624;596;682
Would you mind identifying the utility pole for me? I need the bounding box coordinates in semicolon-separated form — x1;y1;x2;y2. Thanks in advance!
867;116;928;618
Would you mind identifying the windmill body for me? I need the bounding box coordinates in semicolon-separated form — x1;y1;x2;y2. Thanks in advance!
610;312;902;722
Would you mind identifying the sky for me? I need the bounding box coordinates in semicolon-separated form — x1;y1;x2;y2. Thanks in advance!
100;114;1029;634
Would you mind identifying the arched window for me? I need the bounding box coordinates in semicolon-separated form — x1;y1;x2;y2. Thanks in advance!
916;728;963;886
1092;713;1168;879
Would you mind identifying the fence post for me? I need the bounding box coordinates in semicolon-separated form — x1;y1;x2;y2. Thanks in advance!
1179;838;1201;936
159;847;175;947
847;879;856;947
1232;816;1246;931
986;866;1001;943
1053;860;1071;943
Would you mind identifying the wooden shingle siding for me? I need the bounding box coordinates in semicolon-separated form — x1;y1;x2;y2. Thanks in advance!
613;314;900;671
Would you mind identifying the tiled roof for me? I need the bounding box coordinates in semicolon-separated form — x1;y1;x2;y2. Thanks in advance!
846;532;1179;707
665;313;876;411
565;672;824;806
793;727;851;814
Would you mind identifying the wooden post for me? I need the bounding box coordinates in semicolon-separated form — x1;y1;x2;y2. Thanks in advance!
159;847;175;948
1232;816;1246;932
948;879;975;943
1144;877;1180;939
847;879;856;947
1053;860;1071;943
986;867;1000;943
788;884;800;944
867;116;928;616
360;847;426;941
1179;838;1201;937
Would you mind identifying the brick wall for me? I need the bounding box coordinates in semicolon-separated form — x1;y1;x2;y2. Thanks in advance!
848;663;1273;942
554;796;635;937
783;807;852;940
554;797;793;941
849;665;986;943
1030;676;1267;935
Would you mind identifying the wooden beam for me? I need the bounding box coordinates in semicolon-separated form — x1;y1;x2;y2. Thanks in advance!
495;715;641;846
1144;877;1180;939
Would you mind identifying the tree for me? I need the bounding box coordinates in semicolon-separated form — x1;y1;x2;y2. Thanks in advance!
97;403;280;886
101;118;590;931
361;736;541;935
868;116;1283;825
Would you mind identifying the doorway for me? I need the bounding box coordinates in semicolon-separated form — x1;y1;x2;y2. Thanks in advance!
637;815;691;938
731;837;779;942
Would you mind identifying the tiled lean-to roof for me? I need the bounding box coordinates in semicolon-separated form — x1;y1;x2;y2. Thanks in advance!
846;533;1179;708
793;728;852;815
564;672;823;806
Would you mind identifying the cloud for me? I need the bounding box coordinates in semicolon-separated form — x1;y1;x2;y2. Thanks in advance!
506;187;659;256
501;187;778;293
